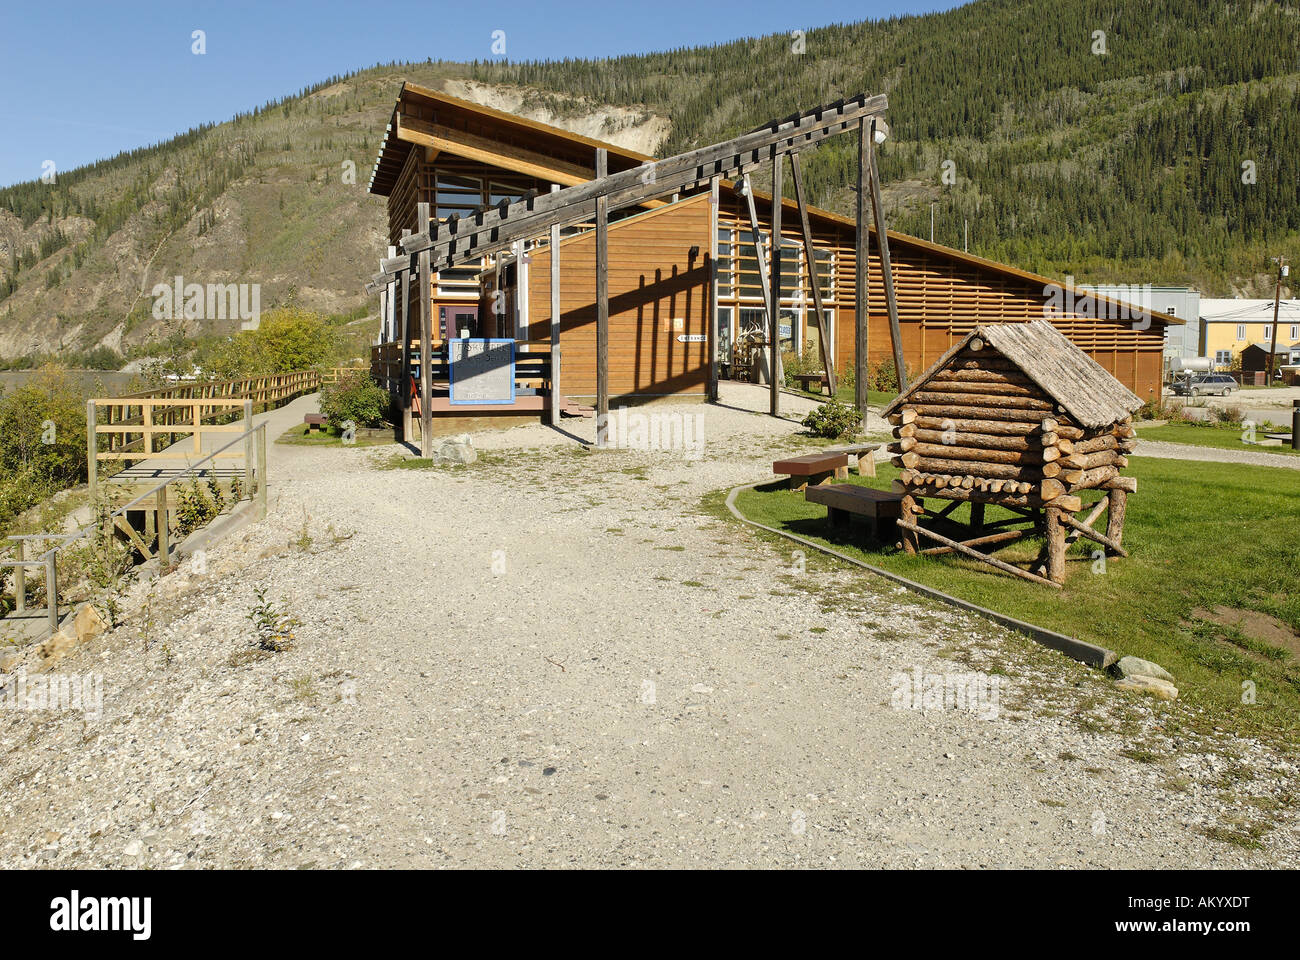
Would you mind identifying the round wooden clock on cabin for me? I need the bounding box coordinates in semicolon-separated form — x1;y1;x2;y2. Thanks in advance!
883;320;1140;587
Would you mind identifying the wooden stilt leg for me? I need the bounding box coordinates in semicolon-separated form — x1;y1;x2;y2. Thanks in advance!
1045;506;1066;584
1106;488;1127;554
899;494;919;555
970;502;986;530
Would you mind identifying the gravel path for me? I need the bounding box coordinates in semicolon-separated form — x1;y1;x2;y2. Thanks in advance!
2;383;1296;869
1131;439;1300;470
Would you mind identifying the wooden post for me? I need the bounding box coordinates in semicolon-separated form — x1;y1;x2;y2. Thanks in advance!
970;502;986;530
867;118;907;394
1045;505;1066;584
708;175;720;402
156;485;170;571
789;153;837;396
85;399;98;503
595;148;610;447
243;399;253;497
769;151;783;417
256;426;268;520
741;174;775;370
399;230;412;445
13;539;25;614
899;494;919;554
1106;488;1128;554
418;201;433;458
45;553;58;635
549;184;562;427
854;120;871;427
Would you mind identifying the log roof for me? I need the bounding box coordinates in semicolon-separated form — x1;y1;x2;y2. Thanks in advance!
882;320;1144;429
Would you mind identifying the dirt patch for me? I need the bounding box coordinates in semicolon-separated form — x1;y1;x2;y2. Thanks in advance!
1191;605;1300;657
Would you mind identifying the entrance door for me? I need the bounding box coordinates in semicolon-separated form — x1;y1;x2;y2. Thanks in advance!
440;306;479;341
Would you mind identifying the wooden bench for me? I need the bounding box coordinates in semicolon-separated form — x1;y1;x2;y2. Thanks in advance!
792;372;831;395
822;442;881;478
805;484;905;541
304;414;328;433
773;452;849;491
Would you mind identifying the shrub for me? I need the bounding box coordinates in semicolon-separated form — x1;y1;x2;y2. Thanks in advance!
318;372;389;430
868;357;910;392
801;397;861;439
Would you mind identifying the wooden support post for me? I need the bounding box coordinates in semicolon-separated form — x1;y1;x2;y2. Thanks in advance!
549;184;562;427
399;230;412;445
789;153;837;396
45;553;58;635
708;175;720;402
867;118;907;393
901;518;1063;589
13;540;25;613
854;120;871;428
418;201;433;459
243;399;254;497
1106;487;1128;554
256;426;268;520
741;174;776;382
769;151;783;418
970;501;986;530
156;485;170;571
595;148;610;446
85;399;98;503
899;494;919;555
1045;505;1066;584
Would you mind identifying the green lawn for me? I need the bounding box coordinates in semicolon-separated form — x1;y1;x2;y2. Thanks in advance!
725;457;1300;743
788;380;896;409
1138;421;1299;456
275;423;393;447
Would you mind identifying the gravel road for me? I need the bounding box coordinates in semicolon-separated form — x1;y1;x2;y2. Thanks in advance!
2;384;1296;869
1130;439;1300;470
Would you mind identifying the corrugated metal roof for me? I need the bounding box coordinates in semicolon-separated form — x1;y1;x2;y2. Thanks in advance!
882;320;1143;429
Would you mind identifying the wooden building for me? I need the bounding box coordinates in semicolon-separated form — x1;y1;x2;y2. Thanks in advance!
367;84;1178;429
882;320;1141;586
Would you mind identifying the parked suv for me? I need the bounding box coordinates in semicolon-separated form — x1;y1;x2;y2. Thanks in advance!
1171;374;1237;397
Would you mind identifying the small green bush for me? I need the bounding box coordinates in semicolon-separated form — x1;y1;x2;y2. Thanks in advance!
318;372;389;430
801;397;861;439
868;357;910;392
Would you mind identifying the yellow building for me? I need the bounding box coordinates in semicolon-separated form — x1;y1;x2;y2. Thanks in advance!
1199;298;1300;369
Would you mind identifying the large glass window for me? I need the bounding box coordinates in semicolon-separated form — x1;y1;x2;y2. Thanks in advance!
436;174;483;221
717;229;732;297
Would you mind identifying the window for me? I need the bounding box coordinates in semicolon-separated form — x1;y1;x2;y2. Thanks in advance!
716;306;733;364
436;264;481;297
1214;350;1232;366
717;229;732;297
735;230;765;301
1262;326;1272;341
435;174;483;221
1291;325;1299;341
1236;324;1246;341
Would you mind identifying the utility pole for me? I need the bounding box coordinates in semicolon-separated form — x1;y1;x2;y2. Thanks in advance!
1267;256;1288;385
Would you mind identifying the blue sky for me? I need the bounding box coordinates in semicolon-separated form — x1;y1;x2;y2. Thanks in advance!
0;0;968;189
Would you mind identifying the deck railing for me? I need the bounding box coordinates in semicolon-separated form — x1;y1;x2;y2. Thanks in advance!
2;422;269;636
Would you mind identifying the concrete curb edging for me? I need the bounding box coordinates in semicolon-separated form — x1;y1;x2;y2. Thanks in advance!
723;481;1117;670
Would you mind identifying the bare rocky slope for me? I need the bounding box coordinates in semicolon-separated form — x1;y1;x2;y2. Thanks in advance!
0;70;668;361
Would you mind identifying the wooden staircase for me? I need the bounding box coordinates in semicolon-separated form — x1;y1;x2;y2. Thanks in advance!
559;397;595;418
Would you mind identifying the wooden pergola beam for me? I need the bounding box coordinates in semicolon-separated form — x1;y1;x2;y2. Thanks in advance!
388;93;888;275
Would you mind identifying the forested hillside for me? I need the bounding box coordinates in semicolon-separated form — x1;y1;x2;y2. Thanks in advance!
1;0;1297;364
